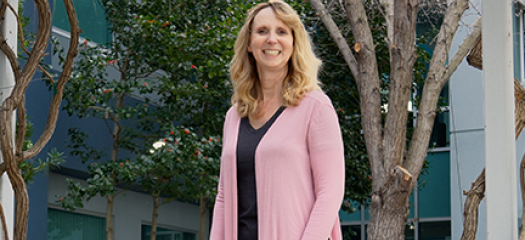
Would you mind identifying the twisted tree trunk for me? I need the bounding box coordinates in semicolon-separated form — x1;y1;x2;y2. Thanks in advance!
0;0;79;238
460;76;525;240
460;169;485;240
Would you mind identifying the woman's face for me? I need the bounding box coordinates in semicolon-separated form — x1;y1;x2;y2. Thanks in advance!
248;7;294;74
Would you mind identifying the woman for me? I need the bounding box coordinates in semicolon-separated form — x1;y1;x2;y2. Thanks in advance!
210;1;344;239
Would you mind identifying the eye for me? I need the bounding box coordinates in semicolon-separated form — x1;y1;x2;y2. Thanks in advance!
257;29;267;34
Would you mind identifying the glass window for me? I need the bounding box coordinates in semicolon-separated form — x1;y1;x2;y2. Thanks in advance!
341;225;361;240
429;83;450;148
405;225;415;240
51;0;111;44
47;208;106;240
418;152;451;219
141;225;196;240
339;201;362;222
518;8;524;82
419;221;451;240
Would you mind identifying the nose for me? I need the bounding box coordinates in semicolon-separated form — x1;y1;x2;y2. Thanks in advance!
266;32;277;44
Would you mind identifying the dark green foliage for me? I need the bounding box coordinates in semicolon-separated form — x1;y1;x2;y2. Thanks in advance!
54;0;254;211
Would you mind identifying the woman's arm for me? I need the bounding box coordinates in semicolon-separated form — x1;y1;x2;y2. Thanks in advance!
301;103;345;240
209;167;225;240
210;108;234;240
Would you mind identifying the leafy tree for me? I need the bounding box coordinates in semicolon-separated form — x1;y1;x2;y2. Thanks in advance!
54;1;251;239
137;127;220;240
307;0;477;239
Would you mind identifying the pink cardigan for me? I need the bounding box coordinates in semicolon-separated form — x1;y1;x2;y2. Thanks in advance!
210;90;344;240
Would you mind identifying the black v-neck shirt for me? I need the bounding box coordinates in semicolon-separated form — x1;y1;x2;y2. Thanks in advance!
236;107;285;240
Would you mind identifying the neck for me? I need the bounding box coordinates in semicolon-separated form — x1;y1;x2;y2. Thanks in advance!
258;68;287;103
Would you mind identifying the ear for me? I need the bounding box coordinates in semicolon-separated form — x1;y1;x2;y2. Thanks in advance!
247;44;252;53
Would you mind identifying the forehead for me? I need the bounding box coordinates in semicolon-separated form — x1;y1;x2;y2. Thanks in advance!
252;7;291;30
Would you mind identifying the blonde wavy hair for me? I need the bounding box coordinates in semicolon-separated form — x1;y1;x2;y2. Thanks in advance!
230;0;323;117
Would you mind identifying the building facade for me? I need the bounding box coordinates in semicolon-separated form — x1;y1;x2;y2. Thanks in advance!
23;0;207;239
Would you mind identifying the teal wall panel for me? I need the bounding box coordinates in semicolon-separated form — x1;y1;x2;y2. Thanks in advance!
52;0;111;44
418;151;451;218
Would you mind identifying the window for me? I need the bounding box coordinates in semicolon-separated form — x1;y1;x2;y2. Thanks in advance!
51;0;111;44
418;152;451;219
47;208;106;240
518;1;525;83
339;222;450;240
341;225;362;240
419;221;451;240
428;81;450;148
141;225;196;240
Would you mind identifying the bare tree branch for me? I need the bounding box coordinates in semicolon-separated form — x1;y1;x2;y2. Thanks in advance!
379;0;394;46
442;18;481;84
0;34;22;81
23;0;80;159
382;0;419;178
0;200;8;240
342;0;386;189
404;0;470;178
6;1;50;112
5;2;57;83
308;0;359;78
6;1;28;55
460;169;485;240
15;97;26;154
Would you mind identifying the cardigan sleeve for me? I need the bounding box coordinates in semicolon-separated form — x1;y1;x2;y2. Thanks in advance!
210;107;234;240
301;102;345;240
209;161;225;240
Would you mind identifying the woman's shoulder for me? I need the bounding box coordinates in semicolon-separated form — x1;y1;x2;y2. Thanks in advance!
225;105;239;120
301;90;333;106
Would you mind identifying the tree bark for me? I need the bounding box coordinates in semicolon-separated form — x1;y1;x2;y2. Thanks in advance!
150;194;160;240
342;0;385;190
104;89;124;240
199;195;206;240
460;169;485;240
106;194;114;240
382;0;418;176
0;201;7;240
368;166;413;240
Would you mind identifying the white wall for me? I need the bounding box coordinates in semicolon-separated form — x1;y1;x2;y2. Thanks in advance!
449;0;525;238
47;173;208;240
448;6;486;236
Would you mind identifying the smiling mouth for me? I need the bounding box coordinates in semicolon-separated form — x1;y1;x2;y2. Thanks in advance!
264;50;281;56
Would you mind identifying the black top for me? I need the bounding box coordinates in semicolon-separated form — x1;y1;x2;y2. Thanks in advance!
236;107;285;240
